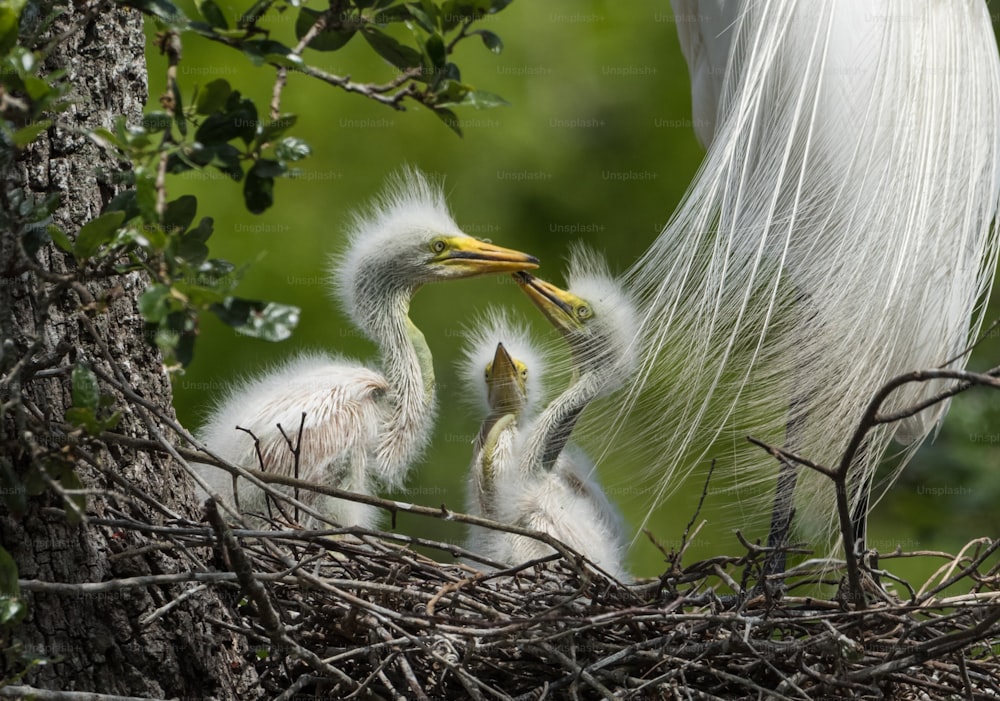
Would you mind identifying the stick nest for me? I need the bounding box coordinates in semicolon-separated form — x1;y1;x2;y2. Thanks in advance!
174;503;1000;701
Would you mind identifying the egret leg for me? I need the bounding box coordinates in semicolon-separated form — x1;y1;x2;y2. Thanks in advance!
763;291;816;580
762;399;806;579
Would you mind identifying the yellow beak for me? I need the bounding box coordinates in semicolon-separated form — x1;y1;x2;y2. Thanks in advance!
514;271;586;333
486;342;527;414
441;237;539;274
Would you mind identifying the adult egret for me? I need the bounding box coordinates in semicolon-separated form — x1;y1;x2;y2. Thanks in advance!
460;251;636;580
195;170;539;529
612;1;1000;568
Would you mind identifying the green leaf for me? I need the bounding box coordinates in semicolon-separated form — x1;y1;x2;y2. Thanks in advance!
101;411;121;432
243;160;277;213
237;0;271;28
38;191;61;216
361;26;422;70
59;469;86;525
186;216;215;244
176;236;209;265
250;158;285;178
172;279;223;306
372;4;412;24
48;225;72;253
22;224;50;260
477;29;502;54
440;0;489;30
71;364;100;412
196;0;228;28
104;190;140;223
12;120;50;147
430;77;470;105
424;33;446;69
177;142;244;180
295;7;356;51
163;194;197;232
90;127;127;153
242;40;303;68
122;0;190;27
0;463;26;518
139;284;172;323
74;210;125;259
142;111;173;133
212;298;299;341
275;136;311;163
195;94;257;145
22;75;52;101
460;89;508;109
407;3;436;33
0;0;26;55
134;170;159;223
163;310;198;366
257;114;297;144
194;258;236;280
430;106;462;137
0;545;23;626
194;78;232;116
170;78;186;137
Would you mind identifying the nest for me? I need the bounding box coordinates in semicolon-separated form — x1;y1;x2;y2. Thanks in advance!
27;360;1000;700
152;496;1000;701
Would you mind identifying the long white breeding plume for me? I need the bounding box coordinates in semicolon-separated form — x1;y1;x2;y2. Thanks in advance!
609;0;1000;551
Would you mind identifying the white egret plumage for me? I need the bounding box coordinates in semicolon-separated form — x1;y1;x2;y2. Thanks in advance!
195;170;539;529
612;1;1000;568
458;251;637;580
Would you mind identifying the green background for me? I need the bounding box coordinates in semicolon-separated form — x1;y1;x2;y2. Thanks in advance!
147;1;1000;581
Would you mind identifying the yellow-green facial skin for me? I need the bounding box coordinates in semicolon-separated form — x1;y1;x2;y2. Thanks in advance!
433;236;539;276
514;272;593;335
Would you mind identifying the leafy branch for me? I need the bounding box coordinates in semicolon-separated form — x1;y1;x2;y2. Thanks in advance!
123;0;515;136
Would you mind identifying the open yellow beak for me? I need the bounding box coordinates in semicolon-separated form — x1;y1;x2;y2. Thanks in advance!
440;237;539;274
514;271;586;334
486;342;527;414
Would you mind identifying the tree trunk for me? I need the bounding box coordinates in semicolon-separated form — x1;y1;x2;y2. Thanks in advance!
0;4;256;696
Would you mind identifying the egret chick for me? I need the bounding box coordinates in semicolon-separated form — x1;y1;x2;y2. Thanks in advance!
195;169;539;529
458;312;542;522
466;251;636;579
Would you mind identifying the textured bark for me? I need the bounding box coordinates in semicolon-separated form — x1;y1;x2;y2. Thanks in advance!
0;3;256;696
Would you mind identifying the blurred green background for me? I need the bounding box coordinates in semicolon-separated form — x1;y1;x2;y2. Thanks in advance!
147;1;1000;581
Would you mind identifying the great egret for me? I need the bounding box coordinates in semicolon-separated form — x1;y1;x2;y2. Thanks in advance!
611;1;1000;567
458;311;542;525
195;170;539;529
459;251;637;580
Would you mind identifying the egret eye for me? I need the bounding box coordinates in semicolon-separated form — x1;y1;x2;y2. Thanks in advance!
577;305;593;320
520;368;528;380
431;239;447;254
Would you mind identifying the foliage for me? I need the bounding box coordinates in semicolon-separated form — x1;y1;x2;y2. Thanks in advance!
124;0;514;135
3;0;515;369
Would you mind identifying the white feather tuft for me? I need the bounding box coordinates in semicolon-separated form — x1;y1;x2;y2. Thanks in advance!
458;308;547;418
332;167;462;333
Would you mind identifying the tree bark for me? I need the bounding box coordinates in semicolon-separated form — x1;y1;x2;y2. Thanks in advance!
1;3;256;696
